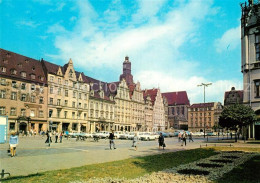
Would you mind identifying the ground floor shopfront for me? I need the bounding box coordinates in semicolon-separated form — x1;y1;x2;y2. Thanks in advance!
8;116;47;134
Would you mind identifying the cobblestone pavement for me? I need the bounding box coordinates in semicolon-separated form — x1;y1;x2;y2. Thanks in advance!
0;136;258;177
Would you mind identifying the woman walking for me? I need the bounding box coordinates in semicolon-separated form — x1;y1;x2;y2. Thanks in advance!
158;133;165;150
9;131;19;157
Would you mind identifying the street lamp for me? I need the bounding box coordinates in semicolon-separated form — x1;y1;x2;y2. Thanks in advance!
197;82;212;141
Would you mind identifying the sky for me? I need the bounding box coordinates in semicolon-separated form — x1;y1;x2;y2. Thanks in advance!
0;0;244;104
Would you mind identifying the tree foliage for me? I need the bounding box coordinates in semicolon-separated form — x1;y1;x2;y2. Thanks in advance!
219;104;257;129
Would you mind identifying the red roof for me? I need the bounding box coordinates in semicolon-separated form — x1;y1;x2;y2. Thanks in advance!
0;48;47;85
162;91;190;106
143;88;158;105
190;102;214;108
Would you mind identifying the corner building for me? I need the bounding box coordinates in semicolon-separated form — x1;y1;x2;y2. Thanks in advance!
0;49;48;133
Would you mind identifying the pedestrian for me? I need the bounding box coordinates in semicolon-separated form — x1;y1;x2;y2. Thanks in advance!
132;133;138;151
45;131;49;143
49;131;52;143
181;131;187;146
9;131;18;157
158;133;165;150
178;132;182;142
189;132;194;142
60;131;63;143
55;131;59;143
109;130;116;150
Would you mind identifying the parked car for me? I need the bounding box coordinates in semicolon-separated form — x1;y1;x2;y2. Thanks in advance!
118;132;128;139
192;132;204;136
138;132;156;141
114;131;123;139
157;132;169;138
125;132;135;140
151;132;159;139
168;132;175;137
99;131;110;138
173;130;184;136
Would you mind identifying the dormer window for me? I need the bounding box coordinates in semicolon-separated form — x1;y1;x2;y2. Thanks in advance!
18;63;22;68
1;67;6;73
21;72;26;78
6;53;11;58
12;81;17;88
39;76;44;81
11;69;17;75
31;74;36;80
90;90;94;96
32;67;35;71
100;91;104;98
3;59;8;64
25;59;29;63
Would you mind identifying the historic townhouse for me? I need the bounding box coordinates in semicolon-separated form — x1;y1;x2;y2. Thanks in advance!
42;59;89;132
163;96;169;130
143;88;165;131
241;1;260;139
224;87;243;106
188;102;222;132
143;94;153;132
0;49;48;133
129;82;145;131
86;76;115;133
162;91;190;130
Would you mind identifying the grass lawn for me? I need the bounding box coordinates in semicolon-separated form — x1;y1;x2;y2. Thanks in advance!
206;146;260;153
3;148;217;183
215;155;260;183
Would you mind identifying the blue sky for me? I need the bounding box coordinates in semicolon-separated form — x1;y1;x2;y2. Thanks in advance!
0;0;243;104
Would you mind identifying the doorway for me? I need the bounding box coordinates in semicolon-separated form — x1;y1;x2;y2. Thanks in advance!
19;122;27;133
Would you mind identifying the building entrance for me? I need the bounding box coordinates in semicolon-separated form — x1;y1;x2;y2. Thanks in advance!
19;122;27;133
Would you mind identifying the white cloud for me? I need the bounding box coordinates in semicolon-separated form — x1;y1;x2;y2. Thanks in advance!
215;26;241;53
17;20;40;28
47;23;67;34
47;0;237;103
48;2;66;12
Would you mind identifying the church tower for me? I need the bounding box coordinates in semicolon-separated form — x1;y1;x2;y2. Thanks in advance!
120;56;133;85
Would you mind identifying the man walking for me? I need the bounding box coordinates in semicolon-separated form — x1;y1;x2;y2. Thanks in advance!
189;132;194;142
181;131;187;146
109;130;116;150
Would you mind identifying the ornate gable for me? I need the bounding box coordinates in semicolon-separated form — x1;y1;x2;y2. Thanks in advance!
57;67;63;76
64;58;76;81
78;73;83;82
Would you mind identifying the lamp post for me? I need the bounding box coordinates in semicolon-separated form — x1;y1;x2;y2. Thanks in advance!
197;82;212;141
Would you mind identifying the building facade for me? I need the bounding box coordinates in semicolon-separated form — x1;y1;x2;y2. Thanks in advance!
0;49;48;134
143;94;153;132
188;102;223;132
241;1;260;140
42;59;90;132
162;91;190;130
143;88;165;131
224;87;243;106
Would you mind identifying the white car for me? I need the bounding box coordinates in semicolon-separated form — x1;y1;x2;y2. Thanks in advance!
98;131;110;138
138;132;156;141
125;132;135;140
114;131;123;139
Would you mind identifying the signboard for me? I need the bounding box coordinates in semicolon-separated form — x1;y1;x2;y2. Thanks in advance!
0;116;8;144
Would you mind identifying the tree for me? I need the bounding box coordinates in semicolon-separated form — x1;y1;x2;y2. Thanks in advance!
219;104;257;142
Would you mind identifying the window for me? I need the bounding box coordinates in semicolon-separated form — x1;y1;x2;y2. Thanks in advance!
64;100;68;106
11;92;17;100
65;80;68;85
12;81;17;88
65;90;68;97
1;67;6;73
78;103;82;108
255;80;260;98
21;83;26;90
58;78;61;84
31;74;35;80
84;94;87;100
0;107;6;115
72;102;75;108
21;72;26;78
50;76;54;82
69;69;73;78
1;78;6;85
50;86;54;94
95;111;98;118
84;103;87;109
21;94;26;101
64;111;67;118
49;98;53;105
49;109;53;117
57;110;61;118
31;95;35;103
31;84;35;91
79;93;81;99
96;103;98;109
30;110;35;117
39;97;44;104
72;112;75;119
11;69;17;75
57;99;61;106
256;34;260;61
84;113;87;120
73;91;76;98
39;111;44;118
21;109;26;116
57;88;61;95
10;108;16;116
0;90;6;99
